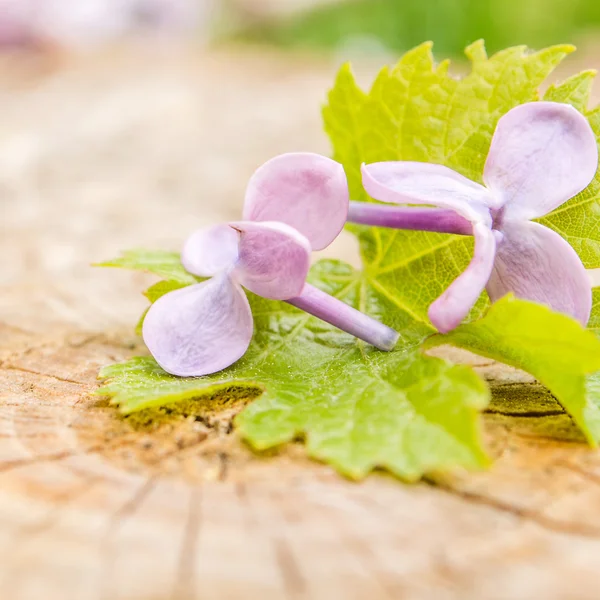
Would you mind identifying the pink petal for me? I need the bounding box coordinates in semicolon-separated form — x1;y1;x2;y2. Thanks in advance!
142;274;253;377
362;162;498;225
487;220;592;325
428;223;498;333
181;224;240;277
230;220;311;300
484;102;598;220
243;153;349;251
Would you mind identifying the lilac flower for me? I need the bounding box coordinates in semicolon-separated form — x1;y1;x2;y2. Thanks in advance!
350;102;598;332
143;153;399;377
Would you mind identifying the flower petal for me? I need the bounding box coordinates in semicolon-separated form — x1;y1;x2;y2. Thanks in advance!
181;224;240;277
487;220;591;325
484;102;598;220
243;152;349;251
142;274;253;377
230;220;311;300
428;224;497;333
362;162;498;225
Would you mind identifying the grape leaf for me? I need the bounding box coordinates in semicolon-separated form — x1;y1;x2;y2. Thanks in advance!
98;250;201;336
132;280;190;336
98;259;490;480
425;295;600;445
323;41;600;327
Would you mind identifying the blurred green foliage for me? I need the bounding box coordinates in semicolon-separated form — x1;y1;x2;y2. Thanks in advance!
238;0;600;56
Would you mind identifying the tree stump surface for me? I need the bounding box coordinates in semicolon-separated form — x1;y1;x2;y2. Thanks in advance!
2;47;600;600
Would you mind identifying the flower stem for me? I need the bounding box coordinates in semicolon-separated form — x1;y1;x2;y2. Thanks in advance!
347;201;473;235
287;284;399;351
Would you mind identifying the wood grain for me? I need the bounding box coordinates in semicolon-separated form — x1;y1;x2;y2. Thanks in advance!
2;46;600;600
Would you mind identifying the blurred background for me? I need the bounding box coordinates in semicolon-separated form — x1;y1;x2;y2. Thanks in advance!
1;0;600;330
3;0;600;56
1;6;599;600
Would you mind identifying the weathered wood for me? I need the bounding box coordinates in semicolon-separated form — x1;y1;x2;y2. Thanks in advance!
2;47;600;600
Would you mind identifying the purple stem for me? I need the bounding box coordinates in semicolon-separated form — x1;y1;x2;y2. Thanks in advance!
286;283;399;351
348;201;473;235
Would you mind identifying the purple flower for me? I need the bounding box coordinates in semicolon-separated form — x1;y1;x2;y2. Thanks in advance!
351;102;598;332
143;153;399;377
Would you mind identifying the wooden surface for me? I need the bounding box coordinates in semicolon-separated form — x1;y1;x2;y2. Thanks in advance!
2;46;600;600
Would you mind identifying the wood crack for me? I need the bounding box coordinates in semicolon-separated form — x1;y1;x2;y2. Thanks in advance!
173;486;202;600
104;476;157;536
274;538;306;599
0;438;138;474
0;363;87;386
552;461;600;486
99;477;158;600
429;479;600;539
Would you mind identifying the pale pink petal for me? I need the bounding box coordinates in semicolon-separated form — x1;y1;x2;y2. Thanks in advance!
487;220;591;325
484;102;598;220
142;274;253;377
361;162;498;226
243;152;349;251
428;224;497;333
181;224;239;277
230;220;311;300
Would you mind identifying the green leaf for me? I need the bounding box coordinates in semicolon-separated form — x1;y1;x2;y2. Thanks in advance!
133;279;187;336
323;41;600;326
425;295;600;445
96;249;201;285
143;280;189;302
98;260;490;481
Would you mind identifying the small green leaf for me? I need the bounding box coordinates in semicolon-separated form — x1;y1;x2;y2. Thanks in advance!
134;280;192;335
96;249;200;285
98;260;490;481
98;252;197;334
133;280;186;336
143;280;189;302
425;295;600;445
134;311;147;337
